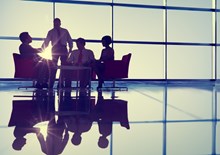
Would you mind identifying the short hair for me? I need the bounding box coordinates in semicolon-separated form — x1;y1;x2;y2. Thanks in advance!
102;35;112;45
19;32;29;43
54;18;61;23
76;37;86;46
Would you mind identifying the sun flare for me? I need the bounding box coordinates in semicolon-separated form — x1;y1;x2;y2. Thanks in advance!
39;46;52;60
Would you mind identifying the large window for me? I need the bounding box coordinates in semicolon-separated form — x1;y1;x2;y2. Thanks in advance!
0;0;219;79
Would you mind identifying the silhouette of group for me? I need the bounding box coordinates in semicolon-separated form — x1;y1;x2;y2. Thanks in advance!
8;89;130;154
19;18;114;89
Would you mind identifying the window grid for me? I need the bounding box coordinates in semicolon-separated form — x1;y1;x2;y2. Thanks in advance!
0;0;218;79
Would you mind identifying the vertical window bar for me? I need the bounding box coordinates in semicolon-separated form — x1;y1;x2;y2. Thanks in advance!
112;0;114;49
163;0;168;80
53;1;55;19
212;0;217;80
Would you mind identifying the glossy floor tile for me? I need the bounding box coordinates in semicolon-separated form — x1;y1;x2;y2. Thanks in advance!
0;80;219;155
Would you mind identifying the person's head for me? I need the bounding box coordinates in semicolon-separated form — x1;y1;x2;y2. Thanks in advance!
12;137;26;150
71;133;82;146
53;18;61;29
98;136;109;148
101;35;112;47
19;32;32;44
76;38;86;50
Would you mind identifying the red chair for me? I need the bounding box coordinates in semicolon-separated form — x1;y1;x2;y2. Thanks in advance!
13;53;38;89
101;53;131;90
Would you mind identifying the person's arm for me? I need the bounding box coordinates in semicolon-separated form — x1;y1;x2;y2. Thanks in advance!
41;31;51;49
66;51;74;64
99;50;104;61
66;30;73;52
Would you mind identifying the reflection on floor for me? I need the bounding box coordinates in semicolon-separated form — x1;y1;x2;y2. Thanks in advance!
0;80;219;155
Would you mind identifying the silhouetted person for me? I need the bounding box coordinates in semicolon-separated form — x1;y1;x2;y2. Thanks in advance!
66;114;93;146
94;91;130;148
66;37;95;88
61;90;94;146
93;35;114;89
37;117;69;155
42;18;73;88
8;90;52;151
19;32;49;88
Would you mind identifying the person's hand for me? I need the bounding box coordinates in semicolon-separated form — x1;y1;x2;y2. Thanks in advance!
37;48;43;53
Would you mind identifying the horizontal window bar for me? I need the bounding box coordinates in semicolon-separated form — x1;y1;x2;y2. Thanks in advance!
23;0;220;12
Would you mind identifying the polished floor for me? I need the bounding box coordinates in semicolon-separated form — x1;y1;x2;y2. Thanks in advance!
0;80;220;155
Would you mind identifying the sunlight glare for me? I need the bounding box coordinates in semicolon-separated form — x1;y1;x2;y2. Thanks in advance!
34;121;49;137
39;45;52;60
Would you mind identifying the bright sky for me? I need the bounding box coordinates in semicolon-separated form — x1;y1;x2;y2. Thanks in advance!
0;0;219;79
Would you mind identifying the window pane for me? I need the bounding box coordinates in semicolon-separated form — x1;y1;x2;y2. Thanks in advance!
167;87;212;120
114;44;164;79
167;0;212;8
114;7;164;41
0;40;19;78
168;10;212;43
167;46;212;79
114;0;163;5
56;3;112;40
167;123;212;155
217;13;220;44
217;48;220;79
67;0;111;2
0;0;53;37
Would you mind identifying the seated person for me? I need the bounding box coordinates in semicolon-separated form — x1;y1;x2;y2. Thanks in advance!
66;37;95;88
93;35;114;89
19;32;49;88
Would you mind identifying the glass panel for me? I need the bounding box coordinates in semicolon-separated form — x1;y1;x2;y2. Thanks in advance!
167;87;213;120
168;10;212;43
0;40;20;78
125;86;163;121
0;0;53;37
114;44;164;79
114;0;163;5
217;13;220;44
167;0;212;8
218;0;220;9
113;124;163;155
218;48;220;79
114;7;164;42
167;46;212;79
218;91;220;119
167;123;212;155
66;0;111;2
56;3;111;40
217;123;220;154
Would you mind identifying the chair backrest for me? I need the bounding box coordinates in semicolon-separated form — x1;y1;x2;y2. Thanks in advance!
103;53;132;79
13;53;37;78
122;53;131;77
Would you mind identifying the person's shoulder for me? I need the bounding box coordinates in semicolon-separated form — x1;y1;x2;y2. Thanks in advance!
72;49;78;53
61;27;69;32
86;49;94;53
48;28;54;32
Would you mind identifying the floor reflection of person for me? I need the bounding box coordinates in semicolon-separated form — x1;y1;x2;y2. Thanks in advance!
8;90;52;151
37;117;69;155
94;91;130;148
59;90;94;146
33;90;69;155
